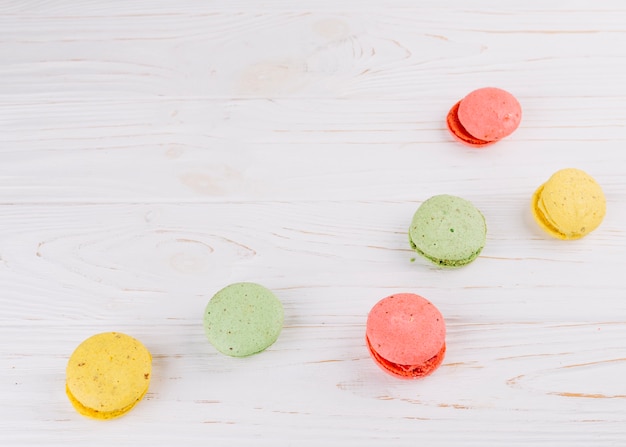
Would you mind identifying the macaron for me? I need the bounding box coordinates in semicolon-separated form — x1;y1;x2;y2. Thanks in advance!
366;293;446;379
65;332;152;420
447;87;522;147
203;282;284;357
409;194;487;267
531;168;606;240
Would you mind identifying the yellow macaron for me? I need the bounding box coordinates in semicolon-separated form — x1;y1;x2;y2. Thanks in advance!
66;332;152;420
531;168;606;240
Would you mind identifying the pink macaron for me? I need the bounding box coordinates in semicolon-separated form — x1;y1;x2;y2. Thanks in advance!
446;87;522;147
365;293;446;379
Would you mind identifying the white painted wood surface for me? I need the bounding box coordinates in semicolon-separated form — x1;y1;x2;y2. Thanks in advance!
2;1;626;445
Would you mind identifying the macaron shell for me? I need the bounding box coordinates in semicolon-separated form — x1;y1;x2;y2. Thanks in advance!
65;332;152;420
66;384;148;420
409;194;486;267
532;168;606;240
531;183;564;239
366;336;446;379
446;100;495;148
203;282;284;357
456;87;521;142
366;294;446;366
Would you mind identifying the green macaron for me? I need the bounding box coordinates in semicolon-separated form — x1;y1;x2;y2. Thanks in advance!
203;282;284;357
408;194;486;267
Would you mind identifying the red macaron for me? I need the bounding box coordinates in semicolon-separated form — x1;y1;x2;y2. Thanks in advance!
446;87;522;147
365;293;446;379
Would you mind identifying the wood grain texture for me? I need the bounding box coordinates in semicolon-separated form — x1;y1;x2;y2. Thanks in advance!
1;1;626;445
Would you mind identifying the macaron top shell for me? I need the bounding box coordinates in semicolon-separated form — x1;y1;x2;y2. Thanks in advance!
203;282;284;357
532;168;606;240
366;293;445;366
65;332;152;420
409;194;487;267
457;87;522;142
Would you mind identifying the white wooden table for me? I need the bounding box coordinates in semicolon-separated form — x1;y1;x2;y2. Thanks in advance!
2;1;626;445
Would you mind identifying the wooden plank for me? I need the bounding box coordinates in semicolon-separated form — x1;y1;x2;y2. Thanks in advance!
0;201;623;324
1;97;625;201
2;7;626;100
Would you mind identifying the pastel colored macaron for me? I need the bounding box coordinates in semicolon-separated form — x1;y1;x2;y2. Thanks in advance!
366;293;446;379
203;282;284;357
531;168;606;240
447;87;522;147
66;332;152;420
409;194;487;267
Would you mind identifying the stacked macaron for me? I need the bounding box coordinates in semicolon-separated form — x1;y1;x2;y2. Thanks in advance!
531;168;606;240
447;87;522;147
366;294;446;379
66;332;152;420
409;194;487;268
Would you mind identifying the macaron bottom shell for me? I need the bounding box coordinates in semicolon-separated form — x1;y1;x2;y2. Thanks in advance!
446;101;495;148
408;194;487;268
366;337;446;379
531;183;570;240
66;384;148;420
409;235;483;268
